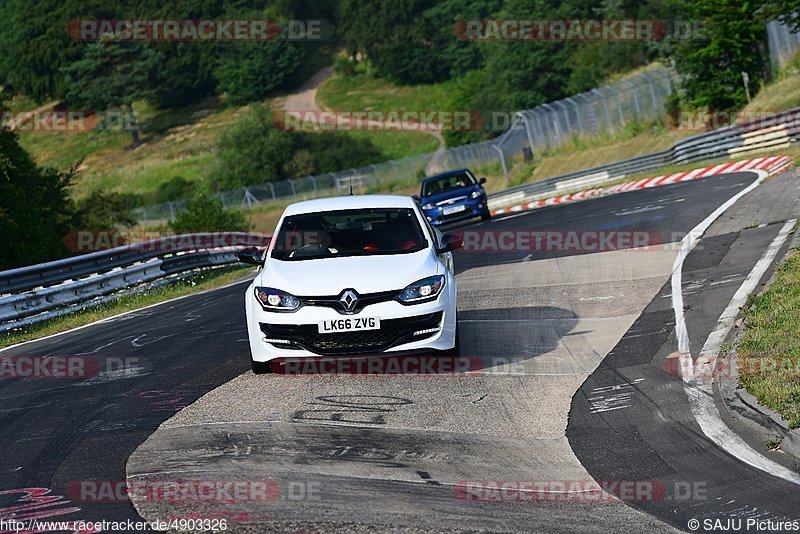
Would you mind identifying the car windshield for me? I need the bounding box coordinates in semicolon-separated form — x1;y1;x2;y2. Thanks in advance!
271;208;428;261
422;172;476;197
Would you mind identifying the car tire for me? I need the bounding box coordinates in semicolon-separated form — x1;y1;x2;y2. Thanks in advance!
481;208;491;221
251;358;273;374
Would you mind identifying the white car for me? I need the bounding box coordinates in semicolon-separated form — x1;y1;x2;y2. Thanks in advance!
238;195;462;373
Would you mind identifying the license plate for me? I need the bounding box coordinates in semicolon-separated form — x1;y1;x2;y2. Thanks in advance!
443;204;466;216
318;316;380;334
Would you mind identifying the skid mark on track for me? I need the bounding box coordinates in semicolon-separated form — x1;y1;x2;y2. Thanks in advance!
587;378;644;414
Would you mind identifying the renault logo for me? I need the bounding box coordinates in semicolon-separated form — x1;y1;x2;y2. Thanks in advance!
339;289;359;313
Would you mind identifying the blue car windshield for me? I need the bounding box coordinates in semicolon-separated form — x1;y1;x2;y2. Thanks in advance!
422;172;475;197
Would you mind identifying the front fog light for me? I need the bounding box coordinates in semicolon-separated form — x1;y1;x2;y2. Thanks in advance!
397;275;445;304
255;287;300;311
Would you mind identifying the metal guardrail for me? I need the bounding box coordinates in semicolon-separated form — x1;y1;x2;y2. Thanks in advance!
488;107;800;210
0;233;269;333
0;232;266;295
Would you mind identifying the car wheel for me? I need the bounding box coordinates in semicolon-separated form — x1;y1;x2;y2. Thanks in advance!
251;358;273;374
481;208;491;221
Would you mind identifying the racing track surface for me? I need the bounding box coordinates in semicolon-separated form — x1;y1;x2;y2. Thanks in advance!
1;170;798;532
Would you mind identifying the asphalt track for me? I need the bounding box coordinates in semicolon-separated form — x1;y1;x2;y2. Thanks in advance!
1;170;798;533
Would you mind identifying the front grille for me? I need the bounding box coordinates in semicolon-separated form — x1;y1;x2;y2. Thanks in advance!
437;196;467;206
300;289;398;315
260;312;443;355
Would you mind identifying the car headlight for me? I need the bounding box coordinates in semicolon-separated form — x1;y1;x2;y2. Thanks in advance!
470;190;482;199
397;275;445;304
422;203;436;210
254;287;300;311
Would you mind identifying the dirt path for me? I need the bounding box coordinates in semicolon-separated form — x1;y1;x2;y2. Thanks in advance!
283;66;447;175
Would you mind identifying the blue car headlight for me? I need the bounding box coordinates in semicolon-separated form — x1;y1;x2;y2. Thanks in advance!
255;287;300;312
397;275;445;304
470;190;482;199
422;203;436;210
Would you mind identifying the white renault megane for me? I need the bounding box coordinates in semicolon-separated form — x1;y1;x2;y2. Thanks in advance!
238;195;462;373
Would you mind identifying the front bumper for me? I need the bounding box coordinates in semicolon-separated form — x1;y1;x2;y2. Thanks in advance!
423;198;487;226
245;282;457;363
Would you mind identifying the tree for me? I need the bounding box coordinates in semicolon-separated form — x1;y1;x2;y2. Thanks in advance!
169;192;249;234
212;104;295;189
672;0;769;111
212;104;385;190
214;40;303;105
61;39;164;146
7;0;118;101
0;108;77;269
73;191;139;230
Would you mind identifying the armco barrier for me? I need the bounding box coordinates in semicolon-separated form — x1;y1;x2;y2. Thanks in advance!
0;233;266;333
487;107;800;211
0;232;267;295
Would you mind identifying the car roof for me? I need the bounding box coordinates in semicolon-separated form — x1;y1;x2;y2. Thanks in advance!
423;169;471;182
283;194;417;216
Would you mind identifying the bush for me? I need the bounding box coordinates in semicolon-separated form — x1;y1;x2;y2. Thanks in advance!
74;191;139;230
149;176;198;204
214;40;303;105
212;104;295;189
169;193;249;233
213;105;386;190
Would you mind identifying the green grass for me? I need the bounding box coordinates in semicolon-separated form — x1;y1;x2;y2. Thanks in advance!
738;246;800;429
345;130;440;159
317;72;455;112
316;70;450;160
0;266;254;349
17;97;241;199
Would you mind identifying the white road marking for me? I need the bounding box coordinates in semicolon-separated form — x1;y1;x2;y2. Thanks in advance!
671;172;767;355
613;205;664;216
672;200;800;485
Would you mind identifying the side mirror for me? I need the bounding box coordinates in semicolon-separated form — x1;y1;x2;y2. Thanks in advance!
479;177;487;184
237;247;264;265
412;194;420;202
437;234;463;254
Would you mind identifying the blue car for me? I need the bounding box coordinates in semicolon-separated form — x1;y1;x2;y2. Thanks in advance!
414;169;491;226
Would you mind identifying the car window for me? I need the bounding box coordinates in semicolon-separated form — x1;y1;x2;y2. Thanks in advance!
271;208;429;261
422;172;475;196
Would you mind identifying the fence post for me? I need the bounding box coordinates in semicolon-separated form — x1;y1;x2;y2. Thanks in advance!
242;189;259;209
492;144;509;180
565;97;583;135
551;101;570;139
268;182;276;200
310;175;317;192
626;79;642;118
609;86;625;127
591;89;611;134
519;111;537;159
575;94;595;136
288;179;296;197
640;72;659;111
168;202;175;220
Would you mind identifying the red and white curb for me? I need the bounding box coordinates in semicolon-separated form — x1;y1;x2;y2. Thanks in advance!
491;155;795;216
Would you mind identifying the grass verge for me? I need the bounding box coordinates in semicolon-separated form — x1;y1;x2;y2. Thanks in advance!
738;243;800;429
0;265;254;350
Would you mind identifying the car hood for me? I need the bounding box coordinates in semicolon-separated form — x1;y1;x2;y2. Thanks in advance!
259;249;439;295
422;186;480;206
